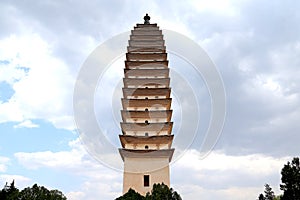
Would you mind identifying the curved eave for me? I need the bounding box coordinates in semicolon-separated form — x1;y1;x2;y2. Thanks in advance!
120;122;173;134
123;88;171;98
122;98;172;110
119;148;174;162
121;110;172;121
119;135;174;148
124;68;169;77
125;61;168;69
126;53;167;61
123;78;170;88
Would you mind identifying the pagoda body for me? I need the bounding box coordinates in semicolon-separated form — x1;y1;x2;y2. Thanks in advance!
119;17;174;195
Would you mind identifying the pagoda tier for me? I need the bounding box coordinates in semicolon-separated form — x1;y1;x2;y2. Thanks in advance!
120;22;174;153
123;78;170;88
125;61;168;69
122;88;171;99
121;110;172;122
120;122;173;135
119;148;174;162
124;69;169;78
121;98;172;111
119;135;174;149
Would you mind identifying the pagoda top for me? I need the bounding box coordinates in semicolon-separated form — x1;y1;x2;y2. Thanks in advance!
144;13;150;24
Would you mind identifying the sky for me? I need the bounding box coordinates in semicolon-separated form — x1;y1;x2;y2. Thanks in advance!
0;0;300;199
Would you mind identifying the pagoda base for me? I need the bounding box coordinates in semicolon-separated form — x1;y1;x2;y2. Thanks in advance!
119;149;174;195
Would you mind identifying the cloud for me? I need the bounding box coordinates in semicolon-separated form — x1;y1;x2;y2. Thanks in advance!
0;156;10;172
13;120;39;128
171;150;289;199
0;34;75;130
67;181;121;200
14;138;123;199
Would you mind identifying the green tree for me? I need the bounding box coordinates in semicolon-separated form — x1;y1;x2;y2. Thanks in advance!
146;183;182;200
115;188;145;200
274;195;282;200
0;180;20;200
19;183;67;200
264;184;275;200
0;181;67;200
258;193;265;200
280;157;300;200
116;183;182;200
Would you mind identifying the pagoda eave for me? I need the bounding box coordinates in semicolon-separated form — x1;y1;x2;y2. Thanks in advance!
121;98;172;110
119;148;174;162
121;110;172;121
125;61;168;69
119;135;174;148
120;122;173;134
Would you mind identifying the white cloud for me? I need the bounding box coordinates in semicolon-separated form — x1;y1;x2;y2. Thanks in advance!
15;139;86;170
0;34;75;130
171;150;288;199
174;184;263;200
13;119;39;128
190;0;241;16
67;181;121;200
15;138;123;199
0;156;10;172
174;149;289;176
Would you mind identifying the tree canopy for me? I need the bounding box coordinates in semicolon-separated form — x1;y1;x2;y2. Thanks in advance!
0;181;67;200
258;157;300;200
116;183;182;200
280;157;300;200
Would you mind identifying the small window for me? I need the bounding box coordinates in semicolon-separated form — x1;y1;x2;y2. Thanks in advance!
145;145;149;149
145;97;148;99
145;108;149;111
145;120;149;124
145;132;149;136
144;175;150;187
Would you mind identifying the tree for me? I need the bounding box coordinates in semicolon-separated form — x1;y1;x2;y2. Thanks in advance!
0;180;19;200
264;184;275;200
146;183;182;200
280;157;300;200
19;184;67;200
116;183;182;200
258;193;265;200
115;188;145;200
0;181;67;200
274;195;282;200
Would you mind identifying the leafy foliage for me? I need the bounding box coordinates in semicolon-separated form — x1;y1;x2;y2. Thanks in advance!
116;183;182;200
0;181;67;200
115;188;145;200
0;180;19;200
258;193;265;200
280;157;300;200
264;184;275;200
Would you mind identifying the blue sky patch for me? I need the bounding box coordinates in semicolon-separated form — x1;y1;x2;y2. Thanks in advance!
0;81;15;102
0;120;77;156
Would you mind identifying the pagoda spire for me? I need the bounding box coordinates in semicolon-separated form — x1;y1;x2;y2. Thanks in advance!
143;13;150;24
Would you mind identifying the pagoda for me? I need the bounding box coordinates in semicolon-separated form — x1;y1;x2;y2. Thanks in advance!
119;14;175;195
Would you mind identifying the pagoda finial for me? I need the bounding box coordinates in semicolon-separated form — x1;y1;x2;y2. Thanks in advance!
144;13;150;24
